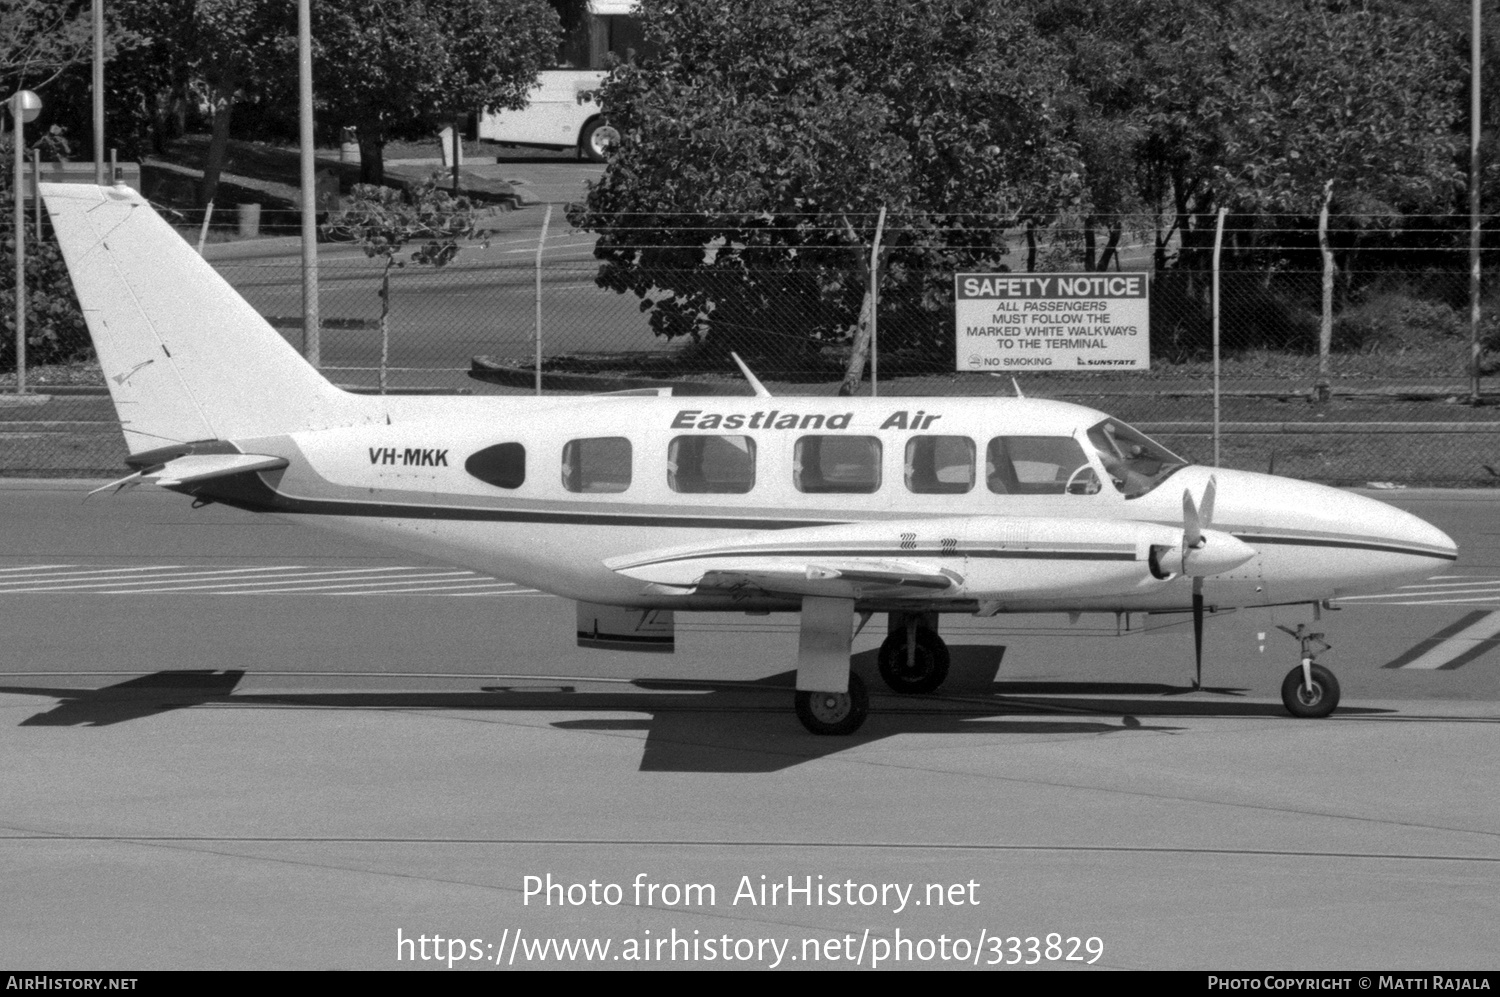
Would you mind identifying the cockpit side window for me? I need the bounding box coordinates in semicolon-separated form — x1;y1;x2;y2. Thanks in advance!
1086;419;1189;498
986;436;1100;495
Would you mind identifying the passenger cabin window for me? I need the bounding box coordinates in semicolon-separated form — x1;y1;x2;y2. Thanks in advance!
987;436;1100;495
669;435;755;493
905;436;974;494
795;436;882;494
562;437;631;493
465;442;526;489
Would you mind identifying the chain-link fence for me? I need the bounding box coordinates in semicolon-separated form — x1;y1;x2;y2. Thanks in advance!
4;214;1500;485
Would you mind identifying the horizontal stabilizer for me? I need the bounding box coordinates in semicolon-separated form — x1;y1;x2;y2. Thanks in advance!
88;453;288;497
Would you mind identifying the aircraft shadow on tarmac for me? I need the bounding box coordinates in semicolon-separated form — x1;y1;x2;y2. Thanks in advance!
0;647;1408;772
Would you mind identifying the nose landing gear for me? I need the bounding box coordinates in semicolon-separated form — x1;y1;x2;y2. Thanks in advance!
1276;624;1339;718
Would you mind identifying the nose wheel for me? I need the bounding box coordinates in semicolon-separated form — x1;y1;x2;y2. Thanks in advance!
1276;625;1339;718
795;673;869;735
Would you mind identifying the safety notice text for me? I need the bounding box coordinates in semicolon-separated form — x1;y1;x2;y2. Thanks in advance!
954;273;1150;371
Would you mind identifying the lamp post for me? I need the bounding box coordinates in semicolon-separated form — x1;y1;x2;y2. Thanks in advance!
10;90;42;396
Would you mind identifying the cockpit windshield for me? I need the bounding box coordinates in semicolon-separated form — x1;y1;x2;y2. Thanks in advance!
1085;419;1190;498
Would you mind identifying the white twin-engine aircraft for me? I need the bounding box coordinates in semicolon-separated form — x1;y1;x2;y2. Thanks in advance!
42;183;1458;735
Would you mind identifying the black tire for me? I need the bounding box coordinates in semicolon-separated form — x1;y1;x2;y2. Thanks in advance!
1280;663;1340;718
579;118;620;162
877;628;950;694
794;673;869;736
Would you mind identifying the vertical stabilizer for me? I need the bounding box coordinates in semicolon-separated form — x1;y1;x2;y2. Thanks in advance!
41;183;369;454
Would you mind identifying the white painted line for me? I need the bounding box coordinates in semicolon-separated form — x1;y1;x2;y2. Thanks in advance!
1344;593;1500;602
1394;613;1500;670
78;571;483;594
0;565;309;586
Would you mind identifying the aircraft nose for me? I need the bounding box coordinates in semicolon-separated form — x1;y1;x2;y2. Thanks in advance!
1205;469;1458;582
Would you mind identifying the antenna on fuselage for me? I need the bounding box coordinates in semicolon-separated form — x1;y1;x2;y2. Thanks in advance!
730;352;773;398
1012;378;1025;398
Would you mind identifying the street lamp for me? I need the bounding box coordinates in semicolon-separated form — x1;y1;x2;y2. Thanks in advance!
10;89;41;396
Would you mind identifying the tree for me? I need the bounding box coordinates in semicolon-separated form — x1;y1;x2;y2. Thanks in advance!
107;0;291;204
0;0;94;96
571;0;1084;376
321;174;488;391
310;0;560;185
1;134;89;374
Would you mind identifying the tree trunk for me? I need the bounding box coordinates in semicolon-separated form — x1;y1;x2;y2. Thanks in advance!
359;135;386;186
839;283;877;397
1096;220;1123;272
201;90;236;208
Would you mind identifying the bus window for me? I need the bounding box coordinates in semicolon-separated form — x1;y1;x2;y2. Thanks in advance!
796;436;882;494
905;436;974;494
562;437;631;493
669;435;755;493
986;436;1100;495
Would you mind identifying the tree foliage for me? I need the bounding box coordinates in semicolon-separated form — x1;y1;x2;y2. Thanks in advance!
310;0;560;185
322;173;488;390
572;0;1084;363
571;0;1470;369
0;136;89;373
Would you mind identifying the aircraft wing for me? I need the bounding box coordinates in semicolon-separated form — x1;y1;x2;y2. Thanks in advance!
681;558;956;598
605;523;961;599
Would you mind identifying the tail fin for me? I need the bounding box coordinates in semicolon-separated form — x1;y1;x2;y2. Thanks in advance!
42;183;369;454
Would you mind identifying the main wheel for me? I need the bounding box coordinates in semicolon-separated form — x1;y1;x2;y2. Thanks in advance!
794;673;869;736
1280;663;1340;718
877;628;950;694
579;118;620;162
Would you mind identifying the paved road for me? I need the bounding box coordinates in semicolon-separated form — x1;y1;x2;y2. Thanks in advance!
1;481;1497;969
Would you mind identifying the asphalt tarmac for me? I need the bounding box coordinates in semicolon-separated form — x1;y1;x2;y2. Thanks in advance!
1;480;1497;970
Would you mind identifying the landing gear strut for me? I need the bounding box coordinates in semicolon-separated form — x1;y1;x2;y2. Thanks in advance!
1277;624;1339;718
877;616;950;694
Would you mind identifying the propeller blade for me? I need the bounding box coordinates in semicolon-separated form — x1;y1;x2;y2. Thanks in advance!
1192;579;1205;689
1200;475;1217;528
1183;489;1203;550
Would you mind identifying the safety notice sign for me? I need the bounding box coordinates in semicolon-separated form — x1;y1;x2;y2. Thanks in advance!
954;273;1150;371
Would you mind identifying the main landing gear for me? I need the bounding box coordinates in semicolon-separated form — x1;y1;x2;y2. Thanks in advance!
794;674;870;736
1276;624;1340;718
791;607;954;737
877;614;950;695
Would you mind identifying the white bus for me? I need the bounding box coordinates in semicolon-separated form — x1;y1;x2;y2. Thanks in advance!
478;0;649;161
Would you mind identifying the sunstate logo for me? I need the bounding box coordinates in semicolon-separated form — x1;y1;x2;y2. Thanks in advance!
368;447;450;467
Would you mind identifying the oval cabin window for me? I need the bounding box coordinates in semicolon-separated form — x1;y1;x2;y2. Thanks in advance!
465;443;526;489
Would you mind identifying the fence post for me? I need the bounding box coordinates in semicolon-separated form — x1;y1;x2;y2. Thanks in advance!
197;202;215;255
535;205;552;396
1318;180;1334;398
1472;0;1483;404
1212;207;1227;468
12;100;25;396
869;205;886;397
